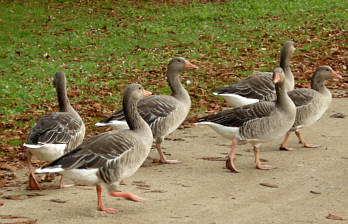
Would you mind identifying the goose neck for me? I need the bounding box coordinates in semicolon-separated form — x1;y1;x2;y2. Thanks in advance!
314;82;330;96
167;70;189;102
123;96;148;131
56;81;72;113
276;83;293;109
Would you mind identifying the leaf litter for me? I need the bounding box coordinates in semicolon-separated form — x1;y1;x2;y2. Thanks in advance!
0;1;347;190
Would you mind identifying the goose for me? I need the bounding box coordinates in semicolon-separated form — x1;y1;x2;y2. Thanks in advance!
213;41;295;107
36;84;153;213
23;71;85;190
95;57;198;164
280;66;341;151
196;67;296;172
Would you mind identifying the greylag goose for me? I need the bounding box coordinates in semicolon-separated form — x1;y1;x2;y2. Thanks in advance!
213;41;295;107
95;57;198;164
36;84;153;214
196;67;296;172
23;71;85;190
280;66;341;151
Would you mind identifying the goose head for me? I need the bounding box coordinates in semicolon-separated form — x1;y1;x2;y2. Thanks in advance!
281;41;296;57
123;83;152;104
167;57;198;74
311;66;341;89
272;67;286;85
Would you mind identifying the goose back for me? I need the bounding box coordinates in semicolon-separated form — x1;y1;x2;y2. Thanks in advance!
25;72;85;161
37;84;153;189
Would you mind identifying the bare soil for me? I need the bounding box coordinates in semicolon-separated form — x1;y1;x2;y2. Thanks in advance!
1;98;348;224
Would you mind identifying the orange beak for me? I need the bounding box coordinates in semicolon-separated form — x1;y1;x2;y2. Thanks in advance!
273;73;280;83
332;70;342;79
185;60;198;70
143;89;152;97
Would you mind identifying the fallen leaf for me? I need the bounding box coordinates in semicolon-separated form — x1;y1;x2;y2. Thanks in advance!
0;163;17;172
152;158;160;163
0;215;27;219
132;181;146;184
135;184;151;190
200;156;227;161
50;199;67;203
26;193;44;197
144;190;167;193
330;113;346;118
9;219;38;224
2;194;24;200
165;137;185;141
259;183;279;188
326;213;344;220
310;190;321;194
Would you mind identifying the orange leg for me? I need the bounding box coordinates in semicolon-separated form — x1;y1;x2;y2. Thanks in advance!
226;138;239;173
109;191;145;202
279;131;296;151
254;146;273;170
295;131;319;148
96;186;119;214
27;151;41;190
156;143;181;164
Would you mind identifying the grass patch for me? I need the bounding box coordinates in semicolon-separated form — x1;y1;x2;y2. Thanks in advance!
0;0;346;136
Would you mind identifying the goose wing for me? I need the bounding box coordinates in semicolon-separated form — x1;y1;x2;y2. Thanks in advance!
100;95;177;125
213;72;275;101
288;89;315;107
44;130;136;170
26;112;83;145
198;101;275;127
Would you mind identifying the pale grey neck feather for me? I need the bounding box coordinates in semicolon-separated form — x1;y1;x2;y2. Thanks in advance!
56;77;82;123
317;84;331;99
279;48;294;91
167;70;191;104
276;82;296;114
123;95;152;138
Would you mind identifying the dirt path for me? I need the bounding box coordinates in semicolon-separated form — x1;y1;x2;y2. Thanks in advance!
1;98;348;224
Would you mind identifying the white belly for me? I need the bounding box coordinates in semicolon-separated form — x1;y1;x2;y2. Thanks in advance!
64;169;100;185
24;143;66;162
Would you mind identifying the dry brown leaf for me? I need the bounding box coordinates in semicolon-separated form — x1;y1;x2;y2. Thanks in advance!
326;213;344;220
2;195;24;200
50;199;67;203
26;193;44;197
259;183;279;188
0;163;17;172
144;190;166;193
152;158;160;163
132;181;146;184
330;113;346;118
0;215;27;219
200;156;227;161
9;220;38;224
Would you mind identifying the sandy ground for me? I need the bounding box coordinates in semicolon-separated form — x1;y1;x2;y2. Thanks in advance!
1;98;348;224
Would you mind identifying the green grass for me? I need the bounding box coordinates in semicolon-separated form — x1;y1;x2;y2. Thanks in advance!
0;0;347;132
